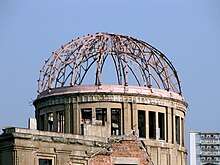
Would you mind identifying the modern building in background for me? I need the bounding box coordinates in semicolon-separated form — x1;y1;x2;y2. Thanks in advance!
190;131;220;165
0;33;188;165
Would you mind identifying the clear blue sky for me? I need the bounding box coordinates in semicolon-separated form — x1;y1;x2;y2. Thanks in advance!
0;0;219;162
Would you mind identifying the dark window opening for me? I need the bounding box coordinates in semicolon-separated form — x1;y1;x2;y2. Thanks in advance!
57;111;64;133
166;108;168;142
181;118;184;146
81;108;92;124
149;111;156;139
40;114;44;131
158;112;165;140
47;113;53;131
111;109;121;135
171;108;174;143
96;108;107;126
39;159;52;165
176;116;180;144
138;110;146;138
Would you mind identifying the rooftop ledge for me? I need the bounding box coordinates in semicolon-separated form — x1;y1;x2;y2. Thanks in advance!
37;85;185;101
1;127;107;144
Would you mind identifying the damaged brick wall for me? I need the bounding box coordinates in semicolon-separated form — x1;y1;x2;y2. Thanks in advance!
89;138;152;165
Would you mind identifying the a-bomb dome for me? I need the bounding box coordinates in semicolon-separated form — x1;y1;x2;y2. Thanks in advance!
38;32;182;95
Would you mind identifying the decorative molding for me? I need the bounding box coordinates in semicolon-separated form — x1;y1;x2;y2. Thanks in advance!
35;93;187;111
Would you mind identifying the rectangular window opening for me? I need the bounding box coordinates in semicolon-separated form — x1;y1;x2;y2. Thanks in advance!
181;118;184;146
39;159;52;165
158;112;165;140
40;114;44;131
111;109;121;136
166;108;168;142
81;108;92;124
138;110;146;138
175;116;180;144
96;108;107;126
47;112;53;131
58;111;65;133
149;111;156;139
171;108;174;143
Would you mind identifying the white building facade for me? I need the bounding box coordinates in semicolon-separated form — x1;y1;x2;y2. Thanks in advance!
190;131;220;165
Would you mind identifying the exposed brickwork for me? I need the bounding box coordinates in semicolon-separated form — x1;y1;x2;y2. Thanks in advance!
89;137;152;165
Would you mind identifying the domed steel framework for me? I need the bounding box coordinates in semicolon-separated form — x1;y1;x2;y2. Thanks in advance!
38;32;181;94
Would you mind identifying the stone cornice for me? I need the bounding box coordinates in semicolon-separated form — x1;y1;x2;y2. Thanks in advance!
34;93;187;111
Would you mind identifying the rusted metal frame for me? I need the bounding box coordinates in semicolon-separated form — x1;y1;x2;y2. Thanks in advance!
98;37;109;75
110;35;123;85
55;51;73;87
149;54;169;91
99;54;108;76
141;39;181;94
54;53;96;87
152;55;169;90
126;54;149;87
156;55;173;91
95;61;101;85
142;50;153;88
112;47;141;86
70;38;96;85
113;47;126;86
117;56;123;85
146;64;163;89
147;49;170;91
124;46;146;86
39;68;49;92
54;49;77;88
139;40;170;89
53;53;77;87
60;60;79;87
119;57;127;86
39;55;54;92
143;52;164;89
66;56;95;86
122;59;142;86
48;49;67;89
73;55;97;85
95;38;104;85
153;54;179;93
48;48;64;89
78;58;97;85
38;33;182;94
74;56;91;85
115;39;143;86
42;57;58;91
38;54;54;92
39;38;80;91
161;71;178;93
110;54;121;85
57;67;70;87
38;65;47;92
123;49;129;86
149;62;168;90
115;35;129;86
128;39;151;87
71;47;88;85
56;67;66;86
161;66;176;92
127;41;150;82
58;37;91;86
116;35;134;86
162;56;181;94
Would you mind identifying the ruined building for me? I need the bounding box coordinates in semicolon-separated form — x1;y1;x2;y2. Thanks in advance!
0;33;188;165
